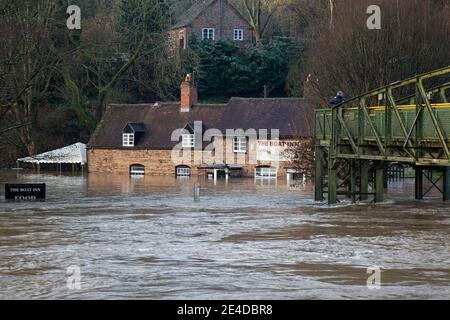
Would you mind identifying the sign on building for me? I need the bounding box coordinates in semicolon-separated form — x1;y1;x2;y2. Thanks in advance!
256;140;300;162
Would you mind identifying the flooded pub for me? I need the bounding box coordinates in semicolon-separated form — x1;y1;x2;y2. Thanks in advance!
1;68;450;300
1;0;449;302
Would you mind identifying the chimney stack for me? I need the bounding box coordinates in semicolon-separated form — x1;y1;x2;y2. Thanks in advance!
180;73;198;112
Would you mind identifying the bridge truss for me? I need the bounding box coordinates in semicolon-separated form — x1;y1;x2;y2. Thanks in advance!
314;66;450;204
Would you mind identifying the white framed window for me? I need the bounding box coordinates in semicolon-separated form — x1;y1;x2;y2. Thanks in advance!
130;164;145;175
255;167;277;178
234;29;243;41
179;30;185;40
233;136;247;153
176;167;191;177
123;133;135;147
182;134;195;148
202;28;215;40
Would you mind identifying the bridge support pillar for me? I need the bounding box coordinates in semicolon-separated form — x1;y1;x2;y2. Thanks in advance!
383;169;388;189
375;163;384;203
314;148;324;202
415;168;423;200
444;167;450;201
350;160;357;203
328;165;337;205
360;160;369;201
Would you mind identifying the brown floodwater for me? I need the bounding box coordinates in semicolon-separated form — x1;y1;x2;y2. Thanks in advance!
0;170;449;299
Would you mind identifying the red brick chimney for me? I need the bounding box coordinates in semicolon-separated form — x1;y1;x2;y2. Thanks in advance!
180;73;198;112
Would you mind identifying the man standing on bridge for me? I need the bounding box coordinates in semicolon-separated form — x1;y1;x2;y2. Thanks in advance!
329;91;346;107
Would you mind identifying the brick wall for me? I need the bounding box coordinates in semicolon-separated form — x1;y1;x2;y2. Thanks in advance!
87;138;311;178
87;149;200;176
87;148;218;176
189;0;253;45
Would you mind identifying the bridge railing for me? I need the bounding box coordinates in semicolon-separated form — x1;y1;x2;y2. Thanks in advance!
315;66;450;166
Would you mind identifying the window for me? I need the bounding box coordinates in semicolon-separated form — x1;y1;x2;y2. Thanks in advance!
202;28;215;40
122;123;145;147
234;29;243;41
255;167;277;178
179;30;185;48
233;136;247;153
123;133;135;147
130;164;145;175
182;134;195;148
176;166;191;177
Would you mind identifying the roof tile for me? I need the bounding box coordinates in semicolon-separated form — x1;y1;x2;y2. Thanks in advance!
88;98;313;149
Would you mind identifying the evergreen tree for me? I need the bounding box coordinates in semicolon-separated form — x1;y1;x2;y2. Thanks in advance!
183;38;295;98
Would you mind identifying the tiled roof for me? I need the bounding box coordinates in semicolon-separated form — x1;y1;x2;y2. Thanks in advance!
170;0;249;30
88;98;313;149
89;103;226;149
171;0;216;30
218;98;313;137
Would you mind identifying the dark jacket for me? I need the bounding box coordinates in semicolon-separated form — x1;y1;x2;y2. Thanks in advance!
329;95;345;107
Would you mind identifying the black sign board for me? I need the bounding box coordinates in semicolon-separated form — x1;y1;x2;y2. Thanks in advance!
5;184;46;200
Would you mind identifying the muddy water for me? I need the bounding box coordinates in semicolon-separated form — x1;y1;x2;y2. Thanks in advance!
0;171;449;299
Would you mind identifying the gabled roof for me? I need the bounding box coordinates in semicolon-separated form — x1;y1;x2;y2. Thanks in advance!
89;103;227;149
171;0;216;30
88;98;313;150
171;0;249;30
124;122;146;133
183;121;208;134
183;122;195;134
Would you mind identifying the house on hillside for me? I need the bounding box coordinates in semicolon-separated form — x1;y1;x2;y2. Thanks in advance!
170;0;253;49
87;75;313;179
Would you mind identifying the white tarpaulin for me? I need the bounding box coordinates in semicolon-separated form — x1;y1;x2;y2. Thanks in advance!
17;143;86;164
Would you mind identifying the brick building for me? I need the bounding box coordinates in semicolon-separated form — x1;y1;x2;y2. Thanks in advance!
87;75;313;179
170;0;253;49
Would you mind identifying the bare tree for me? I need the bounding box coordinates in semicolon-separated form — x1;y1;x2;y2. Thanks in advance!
282;102;315;177
240;0;281;44
302;0;450;106
0;0;60;156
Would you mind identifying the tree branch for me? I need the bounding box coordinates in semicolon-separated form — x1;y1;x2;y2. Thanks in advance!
0;122;32;136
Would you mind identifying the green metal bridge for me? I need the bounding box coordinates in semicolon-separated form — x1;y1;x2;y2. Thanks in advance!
314;66;450;204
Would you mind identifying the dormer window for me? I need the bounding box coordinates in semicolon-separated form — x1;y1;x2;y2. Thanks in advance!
182;134;195;148
233;136;247;153
122;123;145;148
182;122;197;148
123;133;135;147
